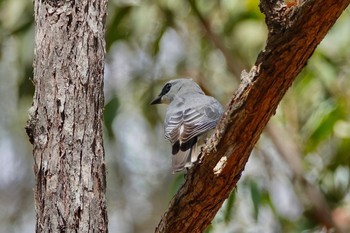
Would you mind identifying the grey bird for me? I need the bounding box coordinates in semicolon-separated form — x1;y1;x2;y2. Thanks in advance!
151;78;224;173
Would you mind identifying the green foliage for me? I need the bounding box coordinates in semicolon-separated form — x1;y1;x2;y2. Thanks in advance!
104;96;120;139
106;6;133;51
250;180;260;221
303;100;344;152
223;190;236;223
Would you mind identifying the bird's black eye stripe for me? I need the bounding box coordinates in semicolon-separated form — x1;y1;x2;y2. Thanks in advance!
160;83;172;95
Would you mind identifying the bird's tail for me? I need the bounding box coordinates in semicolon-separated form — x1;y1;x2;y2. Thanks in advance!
171;138;199;173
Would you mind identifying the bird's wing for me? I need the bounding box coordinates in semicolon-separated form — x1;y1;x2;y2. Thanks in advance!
164;99;223;145
164;111;182;144
165;97;223;173
180;106;219;143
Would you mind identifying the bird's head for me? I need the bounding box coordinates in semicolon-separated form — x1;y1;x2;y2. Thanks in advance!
150;79;203;105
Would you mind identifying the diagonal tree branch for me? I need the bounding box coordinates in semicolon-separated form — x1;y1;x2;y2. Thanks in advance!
156;0;350;232
188;0;342;230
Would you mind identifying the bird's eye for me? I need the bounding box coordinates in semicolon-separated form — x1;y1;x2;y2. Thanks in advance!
166;83;172;91
163;83;172;94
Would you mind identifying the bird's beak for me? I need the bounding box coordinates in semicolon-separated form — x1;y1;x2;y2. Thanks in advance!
150;96;162;105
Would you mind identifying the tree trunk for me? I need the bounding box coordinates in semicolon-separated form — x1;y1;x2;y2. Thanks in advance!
156;0;350;232
26;1;108;232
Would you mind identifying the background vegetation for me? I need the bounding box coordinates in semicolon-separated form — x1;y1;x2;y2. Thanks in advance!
0;0;349;232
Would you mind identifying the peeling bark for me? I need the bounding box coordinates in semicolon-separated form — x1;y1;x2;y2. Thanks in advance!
26;1;108;232
156;0;350;232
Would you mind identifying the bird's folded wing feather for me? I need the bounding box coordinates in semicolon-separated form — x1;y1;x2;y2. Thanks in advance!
165;102;222;145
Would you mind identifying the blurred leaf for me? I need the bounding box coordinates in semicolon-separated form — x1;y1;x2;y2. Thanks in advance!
223;190;236;223
223;12;261;36
250;181;260;221
311;55;337;89
18;65;34;98
106;6;133;51
104;96;120;140
150;23;167;57
304;101;345;152
149;6;175;57
293;68;316;94
294;214;317;232
140;80;164;128
159;6;175;28
246;0;261;12
331;138;350;169
170;174;185;197
320;167;350;205
204;224;213;233
9;18;33;36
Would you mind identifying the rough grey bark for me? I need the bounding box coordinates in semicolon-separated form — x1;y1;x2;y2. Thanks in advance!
26;0;108;232
156;0;350;232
